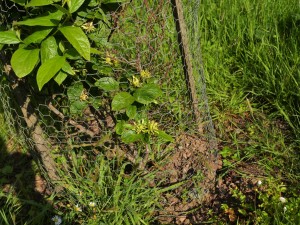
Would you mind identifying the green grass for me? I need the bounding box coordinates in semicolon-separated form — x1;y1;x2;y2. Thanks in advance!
199;0;300;135
197;0;300;223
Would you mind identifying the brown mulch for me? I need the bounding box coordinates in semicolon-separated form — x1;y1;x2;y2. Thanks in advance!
155;133;222;224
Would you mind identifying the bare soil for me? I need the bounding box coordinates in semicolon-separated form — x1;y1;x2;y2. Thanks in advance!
155;133;222;224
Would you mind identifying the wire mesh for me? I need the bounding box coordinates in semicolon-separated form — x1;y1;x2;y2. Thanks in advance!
0;0;220;224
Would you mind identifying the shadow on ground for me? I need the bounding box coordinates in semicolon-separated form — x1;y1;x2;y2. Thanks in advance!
0;135;54;225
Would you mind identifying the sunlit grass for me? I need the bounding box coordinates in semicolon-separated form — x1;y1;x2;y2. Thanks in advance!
197;0;300;223
199;0;300;135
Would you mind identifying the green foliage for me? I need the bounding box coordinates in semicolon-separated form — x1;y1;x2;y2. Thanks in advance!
95;77;119;91
0;31;21;44
53;153;160;225
1;0;173;144
59;26;90;61
112;92;135;111
11;48;40;78
199;0;300;137
254;179;300;225
133;83;162;104
0;1;89;89
36;55;65;90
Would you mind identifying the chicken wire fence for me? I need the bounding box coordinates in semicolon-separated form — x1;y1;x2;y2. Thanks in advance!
0;0;219;223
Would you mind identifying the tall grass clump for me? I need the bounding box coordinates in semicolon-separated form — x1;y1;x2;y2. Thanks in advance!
52;152;160;225
199;0;300;137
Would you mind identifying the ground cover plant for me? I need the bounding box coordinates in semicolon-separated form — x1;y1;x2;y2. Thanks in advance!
1;0;300;224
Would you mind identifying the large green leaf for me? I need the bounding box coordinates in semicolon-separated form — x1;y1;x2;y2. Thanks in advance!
26;0;53;7
54;70;68;85
11;48;40;78
62;61;75;75
40;36;58;63
15;10;63;26
59;26;90;60
23;28;53;45
0;31;21;44
111;92;135;111
121;130;143;144
67;0;85;13
37;56;65;90
133;84;162;104
95;77;119;91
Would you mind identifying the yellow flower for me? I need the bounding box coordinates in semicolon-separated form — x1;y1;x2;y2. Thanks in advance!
134;120;147;134
74;204;82;212
140;69;151;79
80;90;88;101
105;57;113;65
131;76;141;87
147;120;159;134
113;58;119;67
89;202;96;207
105;52;119;66
81;22;96;33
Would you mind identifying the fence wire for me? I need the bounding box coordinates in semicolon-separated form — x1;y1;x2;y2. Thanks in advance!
0;1;220;224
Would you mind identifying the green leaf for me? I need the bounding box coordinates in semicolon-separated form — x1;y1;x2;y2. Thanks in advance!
88;0;98;7
23;28;53;45
62;61;75;75
54;70;68;85
11;48;40;78
111;92;135;111
15;10;63;26
121;130;143;144
40;36;58;63
89;97;102;109
157;130;174;142
67;82;88;115
126;105;137;119
95;77;119;91
133;83;162;104
90;47;102;55
0;31;21;44
70;100;88;115
64;48;81;60
59;26;90;60
37;56;65;90
53;4;71;16
67;82;83;101
26;0;53;7
67;0;85;13
115;120;125;135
